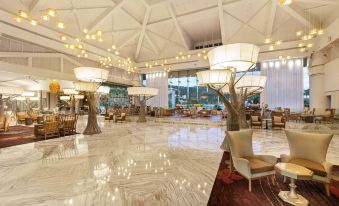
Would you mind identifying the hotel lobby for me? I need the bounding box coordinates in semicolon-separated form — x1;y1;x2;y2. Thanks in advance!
0;0;339;205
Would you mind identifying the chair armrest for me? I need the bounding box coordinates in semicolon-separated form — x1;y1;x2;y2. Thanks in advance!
254;155;278;165
233;157;251;178
280;154;291;163
322;161;333;178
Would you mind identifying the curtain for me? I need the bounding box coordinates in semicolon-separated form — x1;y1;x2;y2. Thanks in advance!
146;72;169;108
260;59;304;112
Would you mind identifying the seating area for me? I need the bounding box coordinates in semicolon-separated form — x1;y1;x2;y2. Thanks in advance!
1;0;339;205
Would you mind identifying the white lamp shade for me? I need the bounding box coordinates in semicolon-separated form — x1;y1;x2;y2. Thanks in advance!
74;94;85;99
15;96;26;101
60;96;71;101
208;43;259;72
222;75;266;94
63;88;79;95
74;67;109;82
29;97;39;101
74;82;100;92
22;91;35;97
196;70;233;85
127;87;158;96
96;86;110;94
0;86;24;95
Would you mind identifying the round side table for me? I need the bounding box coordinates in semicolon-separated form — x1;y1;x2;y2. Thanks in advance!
275;163;313;206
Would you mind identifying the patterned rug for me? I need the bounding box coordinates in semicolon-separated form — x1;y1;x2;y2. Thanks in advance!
0;125;66;148
208;152;339;206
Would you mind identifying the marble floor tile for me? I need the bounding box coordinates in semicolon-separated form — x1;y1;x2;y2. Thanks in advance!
0;117;338;206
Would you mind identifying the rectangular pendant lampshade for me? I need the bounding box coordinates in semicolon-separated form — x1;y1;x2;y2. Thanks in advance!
127;87;158;96
74;82;100;92
208;43;260;72
74;67;109;82
196;70;233;85
63;88;79;95
222;75;266;94
0;86;24;95
60;96;71;101
96;86;110;94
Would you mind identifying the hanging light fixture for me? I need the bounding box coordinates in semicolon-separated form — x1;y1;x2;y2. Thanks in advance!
96;86;110;94
207;43;259;72
74;67;109;82
196;70;233;85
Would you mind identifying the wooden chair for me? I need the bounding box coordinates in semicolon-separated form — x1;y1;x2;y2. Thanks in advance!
0;116;9;132
36;121;60;140
60;115;78;136
250;112;262;128
271;111;285;129
17;112;29;124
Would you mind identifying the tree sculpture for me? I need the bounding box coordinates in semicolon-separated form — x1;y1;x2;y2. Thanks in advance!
74;67;109;135
196;43;266;149
127;87;158;123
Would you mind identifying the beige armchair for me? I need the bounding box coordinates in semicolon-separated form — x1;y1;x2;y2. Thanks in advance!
227;130;277;192
250;112;262;128
281;130;333;196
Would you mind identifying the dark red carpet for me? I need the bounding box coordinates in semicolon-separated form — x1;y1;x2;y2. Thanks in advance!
208;152;339;206
0;125;60;148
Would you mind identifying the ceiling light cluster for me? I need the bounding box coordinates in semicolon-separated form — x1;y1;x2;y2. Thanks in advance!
14;9;65;29
61;36;88;58
144;59;168;69
278;55;292;64
83;29;104;42
107;45;119;55
263;38;283;51
296;28;323;53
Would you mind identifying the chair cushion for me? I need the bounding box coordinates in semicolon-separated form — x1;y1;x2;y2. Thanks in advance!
288;158;327;177
274;116;282;123
244;157;274;174
251;116;259;122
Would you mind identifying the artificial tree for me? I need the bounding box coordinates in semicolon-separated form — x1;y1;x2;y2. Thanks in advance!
74;67;109;135
127;87;158;123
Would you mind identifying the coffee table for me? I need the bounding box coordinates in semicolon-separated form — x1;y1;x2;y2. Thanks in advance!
275;163;313;206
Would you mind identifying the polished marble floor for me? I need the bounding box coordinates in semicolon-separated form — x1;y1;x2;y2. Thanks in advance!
0;116;338;206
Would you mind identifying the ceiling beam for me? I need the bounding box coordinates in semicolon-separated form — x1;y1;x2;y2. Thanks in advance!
118;32;141;50
87;0;124;32
145;33;159;54
168;2;192;50
272;0;316;27
135;8;151;59
296;0;338;4
29;0;48;13
266;0;277;37
217;0;226;45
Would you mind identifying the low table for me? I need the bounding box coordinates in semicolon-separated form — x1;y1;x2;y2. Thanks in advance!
275;163;313;206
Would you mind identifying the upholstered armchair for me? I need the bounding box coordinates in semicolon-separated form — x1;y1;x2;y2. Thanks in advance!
36;121;60;139
114;113;126;123
17;112;29;123
271;111;285;129
281;130;334;196
227;130;277;192
250;112;262;128
0;116;9;132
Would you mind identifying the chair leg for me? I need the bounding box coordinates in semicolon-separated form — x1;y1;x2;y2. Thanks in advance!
271;175;275;186
249;179;252;192
325;183;330;197
283;176;287;183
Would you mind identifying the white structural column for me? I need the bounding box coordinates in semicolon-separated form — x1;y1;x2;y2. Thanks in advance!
146;72;168;108
308;51;328;109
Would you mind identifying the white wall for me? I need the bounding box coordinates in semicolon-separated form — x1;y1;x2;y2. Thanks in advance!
324;58;339;109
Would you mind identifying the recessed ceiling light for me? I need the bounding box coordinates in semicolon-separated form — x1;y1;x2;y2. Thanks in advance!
107;48;111;52
91;34;96;40
96;30;102;36
42;15;50;21
115;51;119;55
98;38;103;42
83;28;88;33
81;50;86;54
317;29;324;35
307;43;313;48
264;38;271;44
69;44;75;49
298;43;304;47
279;0;292;6
57;21;65;29
78;44;83;49
269;45;274;51
47;8;57;17
18;10;28;19
275;40;282;45
14;16;22;22
75;38;80;43
296;31;302;36
85;34;90;39
112;45;116;50
60;36;67;41
30;19;38;26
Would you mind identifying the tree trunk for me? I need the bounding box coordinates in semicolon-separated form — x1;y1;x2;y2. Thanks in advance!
0;95;4;116
226;109;240;131
83;93;101;135
239;106;249;129
137;99;147;123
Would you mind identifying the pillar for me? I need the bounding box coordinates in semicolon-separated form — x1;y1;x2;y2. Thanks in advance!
308;51;328;109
